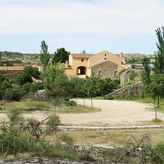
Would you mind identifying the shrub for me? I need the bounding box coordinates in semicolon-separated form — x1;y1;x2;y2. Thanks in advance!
16;73;32;85
24;66;40;79
59;133;74;145
66;100;77;106
4;88;26;101
23;82;32;92
151;143;164;163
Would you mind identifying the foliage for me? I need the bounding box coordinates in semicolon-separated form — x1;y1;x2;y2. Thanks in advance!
142;57;151;85
40;40;50;70
119;68;126;75
24;66;40;79
129;71;138;81
66;100;77;106
52;48;70;64
16;73;32;85
59;133;74;145
4;87;26;101
151;143;164;163
154;27;164;74
0;75;12;100
43;64;65;90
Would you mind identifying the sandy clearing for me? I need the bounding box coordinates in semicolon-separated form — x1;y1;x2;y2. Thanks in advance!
0;99;164;126
58;99;164;126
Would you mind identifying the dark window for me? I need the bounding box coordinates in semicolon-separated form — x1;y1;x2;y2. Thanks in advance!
98;70;102;76
105;54;106;56
114;71;118;76
81;59;84;62
104;58;106;60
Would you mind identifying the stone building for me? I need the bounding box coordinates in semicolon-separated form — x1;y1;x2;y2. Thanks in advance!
64;50;126;79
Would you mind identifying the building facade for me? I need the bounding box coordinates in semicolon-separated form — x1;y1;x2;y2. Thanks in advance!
64;51;126;79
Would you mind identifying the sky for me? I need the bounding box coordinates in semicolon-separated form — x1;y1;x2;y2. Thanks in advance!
0;0;163;54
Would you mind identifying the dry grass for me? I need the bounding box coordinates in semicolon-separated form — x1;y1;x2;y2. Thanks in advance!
52;129;164;147
0;100;100;114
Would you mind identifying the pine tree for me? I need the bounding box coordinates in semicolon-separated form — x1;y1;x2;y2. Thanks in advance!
154;27;164;74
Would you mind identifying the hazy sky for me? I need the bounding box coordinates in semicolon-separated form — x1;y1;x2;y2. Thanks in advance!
0;0;163;54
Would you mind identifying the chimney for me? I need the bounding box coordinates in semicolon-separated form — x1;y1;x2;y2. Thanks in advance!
120;52;123;58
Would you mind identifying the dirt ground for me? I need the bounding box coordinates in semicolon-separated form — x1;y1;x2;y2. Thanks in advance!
59;99;164;126
0;99;164;126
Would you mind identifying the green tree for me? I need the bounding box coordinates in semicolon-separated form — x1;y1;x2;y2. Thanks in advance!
52;48;70;64
147;74;164;119
40;40;50;70
24;66;40;79
142;57;151;85
43;64;65;90
154;27;164;74
16;73;32;85
82;73;99;108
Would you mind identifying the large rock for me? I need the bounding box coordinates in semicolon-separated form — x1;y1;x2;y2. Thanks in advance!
35;89;48;99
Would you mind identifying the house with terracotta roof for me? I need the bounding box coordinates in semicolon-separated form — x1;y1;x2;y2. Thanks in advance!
64;51;126;79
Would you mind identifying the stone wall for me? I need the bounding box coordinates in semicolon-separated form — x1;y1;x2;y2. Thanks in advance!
120;69;143;85
91;61;118;79
105;82;143;99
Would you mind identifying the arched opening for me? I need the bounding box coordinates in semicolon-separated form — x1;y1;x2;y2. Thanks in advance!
77;66;86;75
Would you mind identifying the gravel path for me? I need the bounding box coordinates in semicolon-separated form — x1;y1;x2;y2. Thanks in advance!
59;99;164;126
0;99;164;126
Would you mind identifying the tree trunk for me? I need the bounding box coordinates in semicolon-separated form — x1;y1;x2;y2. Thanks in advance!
91;97;93;108
154;97;158;120
157;96;160;108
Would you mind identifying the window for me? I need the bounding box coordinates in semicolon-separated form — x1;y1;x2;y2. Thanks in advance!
81;59;84;62
104;54;106;56
114;71;118;76
98;70;102;76
104;58;106;60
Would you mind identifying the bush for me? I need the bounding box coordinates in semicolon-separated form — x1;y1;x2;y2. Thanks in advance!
4;87;26;101
16;73;32;85
24;66;40;79
66;100;77;106
59;133;74;145
151;143;164;163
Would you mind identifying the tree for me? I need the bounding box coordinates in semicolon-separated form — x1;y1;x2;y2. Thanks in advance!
154;27;164;74
142;57;151;85
43;64;65;90
82;73;100;108
40;40;50;70
52;48;70;64
24;66;40;79
147;74;164;119
16;73;32;85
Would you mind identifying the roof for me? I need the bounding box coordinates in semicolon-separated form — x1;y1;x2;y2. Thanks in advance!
71;54;89;58
0;65;38;71
90;60;117;68
0;66;24;71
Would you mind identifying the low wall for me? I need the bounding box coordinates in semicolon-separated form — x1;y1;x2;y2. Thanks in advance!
105;82;143;99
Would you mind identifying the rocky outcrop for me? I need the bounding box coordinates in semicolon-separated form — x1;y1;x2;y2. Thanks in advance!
105;82;143;99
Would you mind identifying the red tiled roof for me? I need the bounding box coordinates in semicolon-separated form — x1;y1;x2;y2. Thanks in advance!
0;65;38;71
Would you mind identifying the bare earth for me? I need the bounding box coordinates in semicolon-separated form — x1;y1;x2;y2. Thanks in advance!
0;99;164;126
59;99;164;126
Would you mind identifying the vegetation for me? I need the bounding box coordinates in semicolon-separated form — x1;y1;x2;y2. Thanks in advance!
52;48;70;64
40;40;50;70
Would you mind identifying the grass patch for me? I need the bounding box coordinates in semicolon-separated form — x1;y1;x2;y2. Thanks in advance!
53;129;164;147
151;118;163;123
1;101;53;112
55;105;101;114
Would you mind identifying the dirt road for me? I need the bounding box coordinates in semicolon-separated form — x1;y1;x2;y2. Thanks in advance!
0;99;164;126
59;99;164;126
